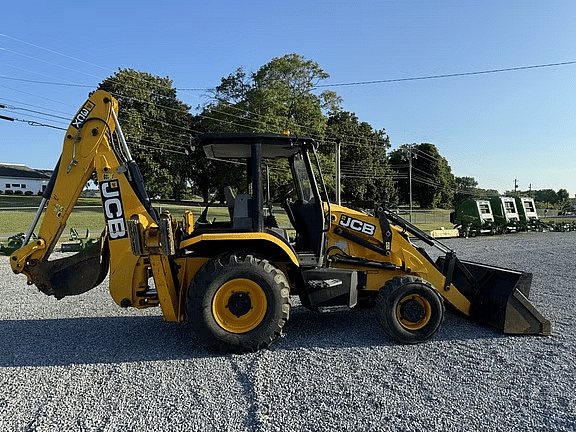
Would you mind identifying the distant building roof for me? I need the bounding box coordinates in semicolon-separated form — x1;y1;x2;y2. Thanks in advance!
0;163;51;180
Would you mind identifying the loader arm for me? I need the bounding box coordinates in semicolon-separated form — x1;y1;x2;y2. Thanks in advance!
378;206;551;335
10;91;164;309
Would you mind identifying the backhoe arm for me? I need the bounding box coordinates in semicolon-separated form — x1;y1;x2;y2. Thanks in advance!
9;91;159;302
12;92;117;268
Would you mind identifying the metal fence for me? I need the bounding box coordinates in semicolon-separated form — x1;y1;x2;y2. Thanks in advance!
397;209;453;227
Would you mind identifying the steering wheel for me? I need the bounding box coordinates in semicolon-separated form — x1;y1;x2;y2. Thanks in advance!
281;189;298;229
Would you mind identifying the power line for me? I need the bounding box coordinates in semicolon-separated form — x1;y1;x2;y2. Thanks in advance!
2;104;71;121
2;32;572;149
5;30;574;96
0;47;103;81
0;113;66;130
0;33;113;73
0;75;93;88
315;60;576;88
0;97;75;118
6;33;575;178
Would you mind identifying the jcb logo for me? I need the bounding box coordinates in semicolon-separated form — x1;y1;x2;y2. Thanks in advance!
339;215;376;236
71;101;95;129
100;180;127;240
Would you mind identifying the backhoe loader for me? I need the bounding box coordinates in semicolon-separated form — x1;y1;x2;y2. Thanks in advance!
10;90;551;353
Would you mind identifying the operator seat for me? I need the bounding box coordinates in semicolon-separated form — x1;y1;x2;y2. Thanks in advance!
224;186;235;218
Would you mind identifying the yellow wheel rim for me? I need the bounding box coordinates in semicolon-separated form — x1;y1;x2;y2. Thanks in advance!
212;278;267;334
396;294;432;331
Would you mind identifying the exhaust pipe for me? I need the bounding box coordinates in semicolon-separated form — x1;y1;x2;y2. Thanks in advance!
436;257;551;336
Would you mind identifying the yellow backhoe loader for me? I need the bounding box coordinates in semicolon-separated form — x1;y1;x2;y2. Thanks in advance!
10;90;550;353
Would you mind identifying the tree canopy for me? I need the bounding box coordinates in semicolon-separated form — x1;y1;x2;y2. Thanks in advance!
325;111;396;203
200;53;341;136
94;56;570;211
98;68;193;199
389;143;455;209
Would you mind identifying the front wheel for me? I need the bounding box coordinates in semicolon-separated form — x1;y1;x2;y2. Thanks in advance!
187;253;290;353
375;276;444;344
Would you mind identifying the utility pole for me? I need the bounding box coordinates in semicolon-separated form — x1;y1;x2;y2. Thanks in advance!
400;144;415;222
408;145;413;222
335;139;341;205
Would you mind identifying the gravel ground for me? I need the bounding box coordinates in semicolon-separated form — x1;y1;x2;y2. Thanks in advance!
0;231;574;432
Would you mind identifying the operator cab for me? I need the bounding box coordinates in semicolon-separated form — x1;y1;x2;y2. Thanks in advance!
197;133;327;266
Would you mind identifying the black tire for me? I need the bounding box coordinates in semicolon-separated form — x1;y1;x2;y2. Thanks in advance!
187;252;290;353
375;276;444;344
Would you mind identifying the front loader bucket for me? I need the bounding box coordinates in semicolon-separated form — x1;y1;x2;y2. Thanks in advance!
26;234;110;299
436;257;551;336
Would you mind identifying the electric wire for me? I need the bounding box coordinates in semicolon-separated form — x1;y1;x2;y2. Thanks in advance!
5;33;573;150
314;60;576;88
4;32;572;197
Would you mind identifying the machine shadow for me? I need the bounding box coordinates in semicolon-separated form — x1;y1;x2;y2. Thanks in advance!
1;308;503;367
273;305;504;352
0;315;205;368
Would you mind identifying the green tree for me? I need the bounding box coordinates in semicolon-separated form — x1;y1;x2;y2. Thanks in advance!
98;68;193;199
194;54;342;199
325;111;397;204
453;176;478;206
455;176;478;190
557;188;569;202
532;189;558;205
390;143;455;209
199;53;341;135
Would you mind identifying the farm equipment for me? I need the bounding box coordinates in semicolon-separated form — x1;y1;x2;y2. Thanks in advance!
60;228;97;252
9;90;551;353
515;197;542;231
1;233;29;256
490;196;521;233
453;197;547;236
451;199;495;237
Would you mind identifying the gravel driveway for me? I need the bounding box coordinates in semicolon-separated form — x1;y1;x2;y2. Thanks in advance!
1;232;574;431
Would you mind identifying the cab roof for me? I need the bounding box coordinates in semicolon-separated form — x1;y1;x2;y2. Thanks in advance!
197;133;316;159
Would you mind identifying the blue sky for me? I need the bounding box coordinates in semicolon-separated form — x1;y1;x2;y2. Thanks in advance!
1;1;575;197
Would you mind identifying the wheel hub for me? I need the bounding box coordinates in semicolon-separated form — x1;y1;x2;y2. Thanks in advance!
227;292;252;317
396;294;432;331
400;299;426;323
212;278;268;334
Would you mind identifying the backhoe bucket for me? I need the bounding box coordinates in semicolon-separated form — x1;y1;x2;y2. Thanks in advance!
26;234;110;299
436;257;551;336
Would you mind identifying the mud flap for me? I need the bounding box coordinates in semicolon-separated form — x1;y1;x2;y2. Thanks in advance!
436;257;551;336
26;234;110;299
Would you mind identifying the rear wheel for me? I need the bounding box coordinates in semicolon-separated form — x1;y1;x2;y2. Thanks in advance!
187;253;290;353
375;276;444;344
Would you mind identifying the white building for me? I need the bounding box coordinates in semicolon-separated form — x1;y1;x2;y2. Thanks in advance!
0;163;51;195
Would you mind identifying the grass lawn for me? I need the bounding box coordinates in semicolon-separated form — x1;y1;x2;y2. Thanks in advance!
0;195;454;242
